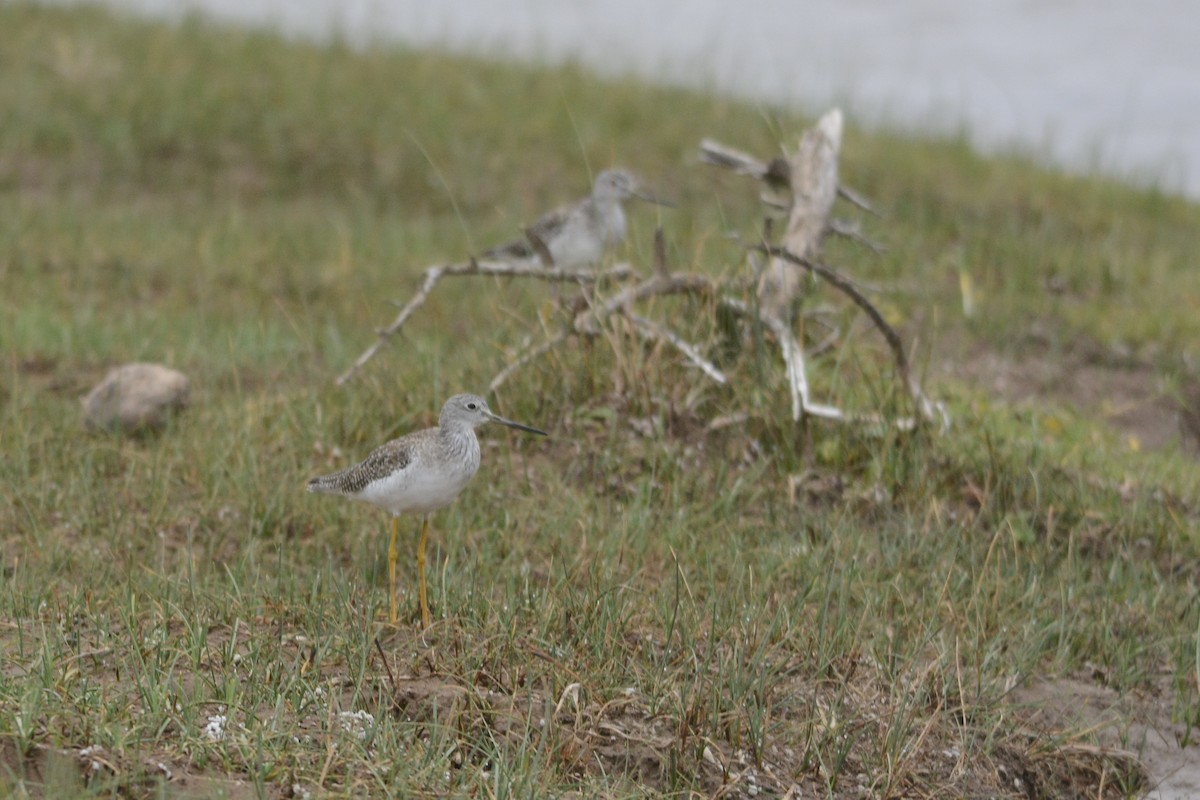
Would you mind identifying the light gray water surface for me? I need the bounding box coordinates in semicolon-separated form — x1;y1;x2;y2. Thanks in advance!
83;0;1199;198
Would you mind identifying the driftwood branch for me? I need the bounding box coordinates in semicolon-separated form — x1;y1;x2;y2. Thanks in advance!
700;110;945;430
759;108;843;324
336;260;633;386
334;108;944;441
337;225;726;397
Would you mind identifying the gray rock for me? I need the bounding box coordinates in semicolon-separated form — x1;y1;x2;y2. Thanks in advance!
82;363;190;433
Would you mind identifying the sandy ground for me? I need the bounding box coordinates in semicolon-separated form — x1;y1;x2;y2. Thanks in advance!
1014;675;1200;800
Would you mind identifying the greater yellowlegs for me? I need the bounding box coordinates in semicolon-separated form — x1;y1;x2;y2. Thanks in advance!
482;168;671;270
307;394;547;628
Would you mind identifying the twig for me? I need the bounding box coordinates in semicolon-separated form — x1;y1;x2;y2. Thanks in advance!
755;244;948;428
373;637;400;698
335;261;633;385
488;330;571;392
807;322;842;358
576;274;714;335
700;136;877;217
838;184;880;217
778;318;813;420
698;138;790;191
721;297;841;421
625;311;727;385
827;218;886;255
758;246;905;370
652;226;670;279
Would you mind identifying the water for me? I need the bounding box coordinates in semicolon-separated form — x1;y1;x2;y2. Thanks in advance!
82;0;1200;198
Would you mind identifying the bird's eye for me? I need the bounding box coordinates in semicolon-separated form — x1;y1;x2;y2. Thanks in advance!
466;402;478;410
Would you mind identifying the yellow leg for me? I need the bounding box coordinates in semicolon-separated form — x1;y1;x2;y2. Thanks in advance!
387;516;400;625
417;516;431;629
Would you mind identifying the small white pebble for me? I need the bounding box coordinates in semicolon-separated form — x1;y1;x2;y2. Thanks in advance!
203;715;227;742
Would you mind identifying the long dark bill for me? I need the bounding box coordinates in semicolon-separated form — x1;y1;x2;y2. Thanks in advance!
488;412;549;436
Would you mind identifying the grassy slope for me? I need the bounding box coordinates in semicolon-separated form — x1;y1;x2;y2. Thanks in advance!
1;4;1199;797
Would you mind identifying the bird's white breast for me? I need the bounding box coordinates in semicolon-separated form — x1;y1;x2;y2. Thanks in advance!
357;437;481;516
357;461;473;515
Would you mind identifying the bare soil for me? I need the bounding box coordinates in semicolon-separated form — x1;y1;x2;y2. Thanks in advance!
1013;672;1200;800
940;333;1198;454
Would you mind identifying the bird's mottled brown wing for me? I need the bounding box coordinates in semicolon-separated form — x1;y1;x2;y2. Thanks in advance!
481;237;534;260
480;205;574;261
308;439;413;496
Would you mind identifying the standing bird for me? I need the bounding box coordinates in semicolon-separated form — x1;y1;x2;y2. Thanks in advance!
307;394;547;628
481;168;671;270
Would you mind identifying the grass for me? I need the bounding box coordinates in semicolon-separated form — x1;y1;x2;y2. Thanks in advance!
2;3;1199;797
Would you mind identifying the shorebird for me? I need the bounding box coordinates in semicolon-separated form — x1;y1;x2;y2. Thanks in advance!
481;168;671;270
307;394;547;628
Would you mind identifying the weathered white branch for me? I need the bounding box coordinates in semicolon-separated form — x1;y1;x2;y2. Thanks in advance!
757;108;843;325
702;112;945;431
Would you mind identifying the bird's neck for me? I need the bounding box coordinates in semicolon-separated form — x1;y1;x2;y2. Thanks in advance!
596;201;626;244
439;425;480;460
